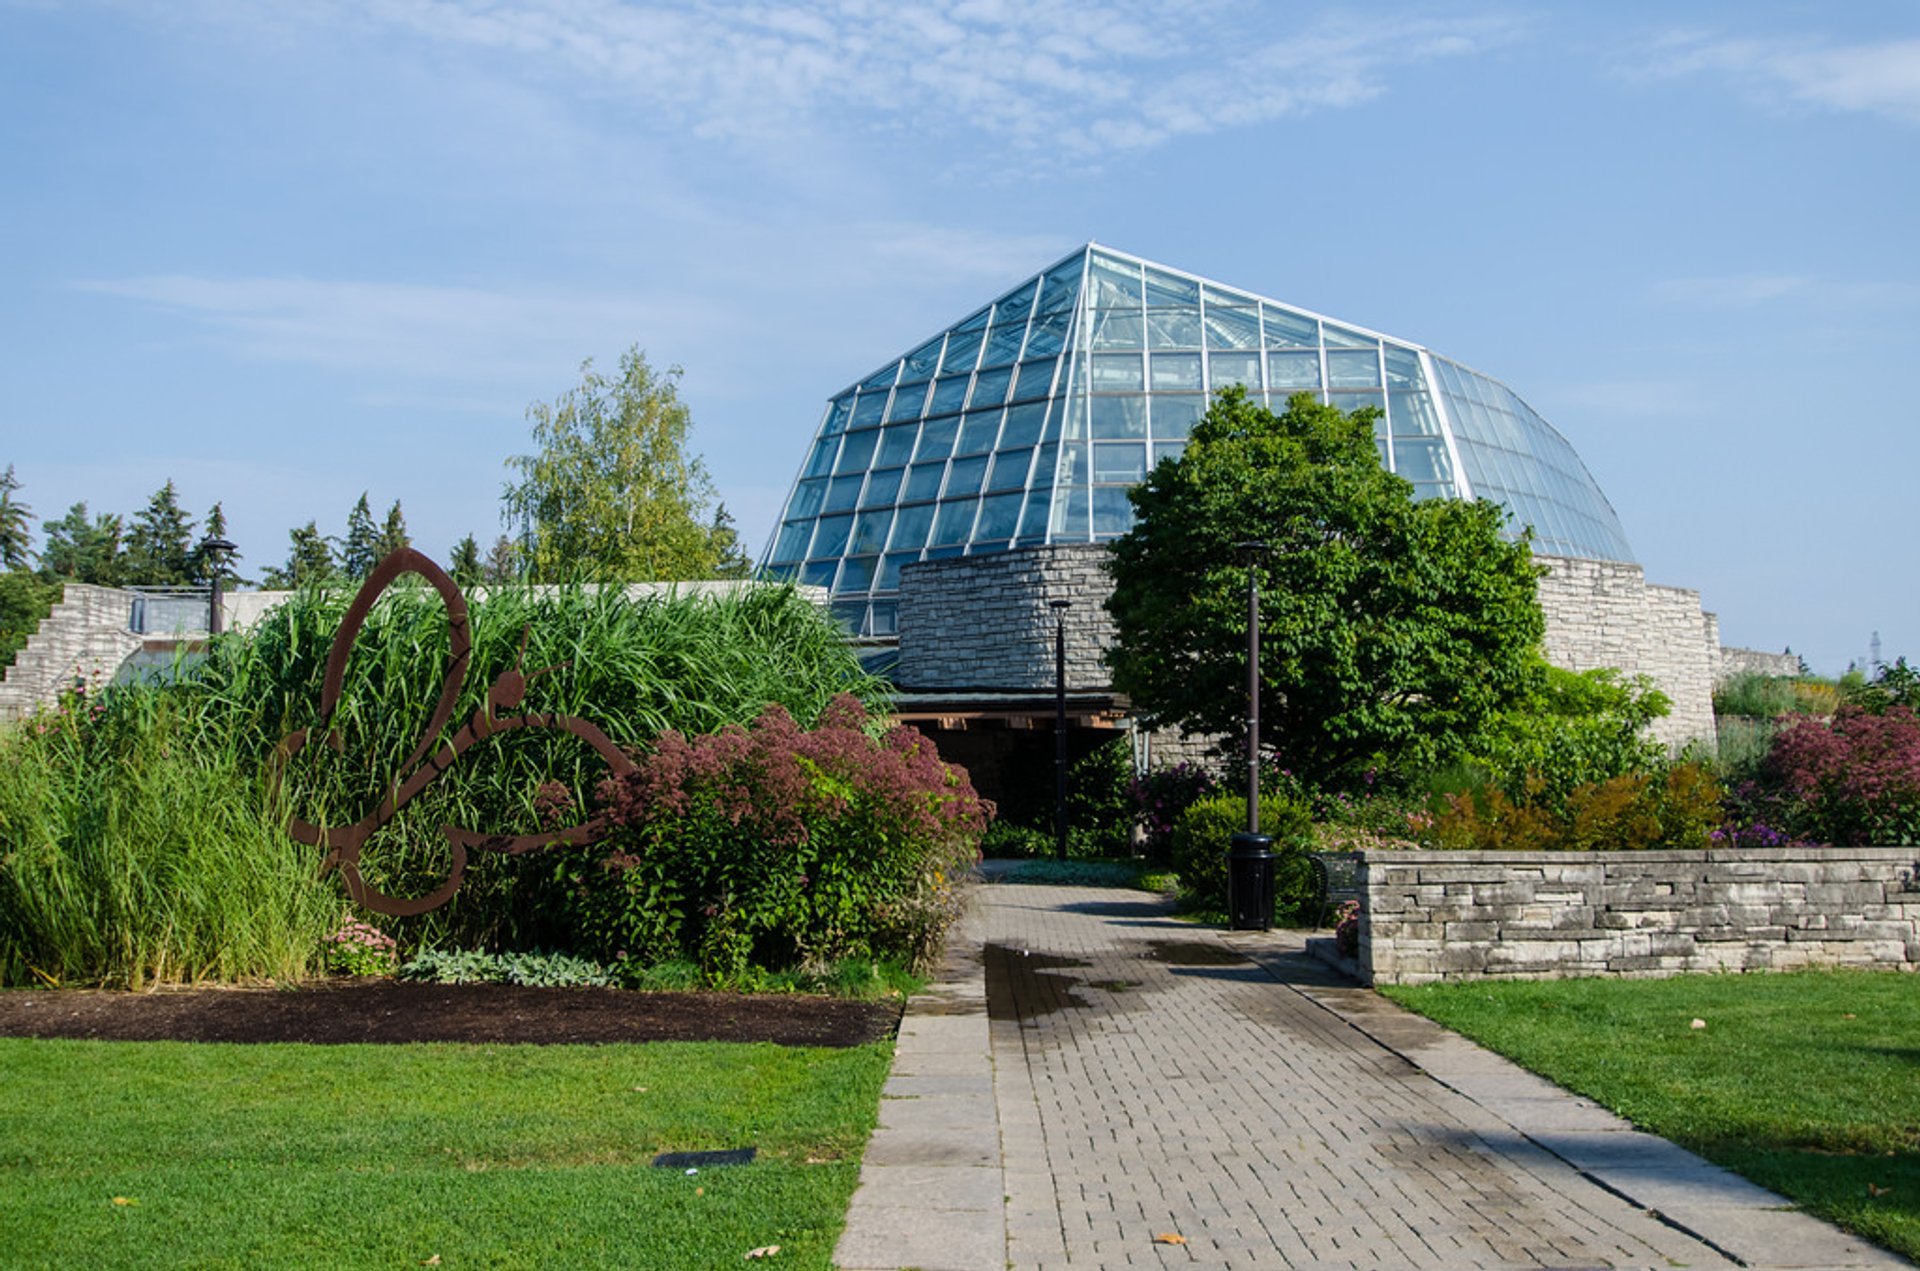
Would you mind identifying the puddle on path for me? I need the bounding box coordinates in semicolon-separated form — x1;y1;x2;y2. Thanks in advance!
1139;939;1252;967
983;945;1093;1025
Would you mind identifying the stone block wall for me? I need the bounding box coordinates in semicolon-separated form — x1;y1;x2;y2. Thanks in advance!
1535;557;1718;750
897;546;1722;751
0;585;144;720
896;544;1116;689
1720;646;1804;681
1354;848;1920;985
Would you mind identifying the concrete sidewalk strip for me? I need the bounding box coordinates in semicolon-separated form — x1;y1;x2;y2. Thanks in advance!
835;880;1911;1269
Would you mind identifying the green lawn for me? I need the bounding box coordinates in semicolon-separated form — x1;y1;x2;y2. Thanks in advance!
0;1037;892;1268
1383;970;1920;1260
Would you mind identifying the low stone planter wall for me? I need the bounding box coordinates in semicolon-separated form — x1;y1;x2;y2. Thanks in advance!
1351;848;1920;985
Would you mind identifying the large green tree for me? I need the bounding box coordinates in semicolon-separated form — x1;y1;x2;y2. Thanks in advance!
503;347;736;582
39;502;124;584
1105;389;1543;789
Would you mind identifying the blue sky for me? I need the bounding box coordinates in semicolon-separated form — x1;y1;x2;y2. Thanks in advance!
3;1;1915;675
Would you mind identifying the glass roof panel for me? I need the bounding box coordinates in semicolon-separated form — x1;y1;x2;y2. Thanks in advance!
941;324;984;375
1262;306;1318;348
877;425;918;467
932;499;978;546
929;375;970;415
916;417;958;460
887;382;928;422
1322;323;1379;350
1089;309;1145;350
1088;252;1143;306
768;246;1637;636
1144;267;1200;306
1036;256;1083;314
1203;305;1262;350
976;492;1023;539
903;337;943;381
1147;308;1203;349
1025;309;1072;357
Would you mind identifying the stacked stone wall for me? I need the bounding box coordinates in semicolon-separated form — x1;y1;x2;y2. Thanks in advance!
897;547;1721;751
896;544;1116;689
1534;557;1717;750
1719;646;1804;681
0;585;144;720
1355;848;1920;985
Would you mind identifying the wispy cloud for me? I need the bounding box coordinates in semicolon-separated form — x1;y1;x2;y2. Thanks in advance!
174;1;1520;156
72;274;720;382
1643;30;1920;127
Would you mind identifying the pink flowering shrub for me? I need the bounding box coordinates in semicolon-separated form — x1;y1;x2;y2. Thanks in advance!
323;919;398;977
1761;707;1920;846
573;695;987;976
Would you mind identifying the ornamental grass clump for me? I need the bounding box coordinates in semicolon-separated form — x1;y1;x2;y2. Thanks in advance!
572;695;986;979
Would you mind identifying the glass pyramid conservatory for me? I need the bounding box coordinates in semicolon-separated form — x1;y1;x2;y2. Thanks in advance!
762;244;1635;639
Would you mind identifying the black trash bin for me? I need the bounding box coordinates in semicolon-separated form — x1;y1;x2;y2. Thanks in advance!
1228;832;1275;931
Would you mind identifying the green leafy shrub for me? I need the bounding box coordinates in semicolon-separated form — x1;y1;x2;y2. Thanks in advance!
1169;792;1313;918
1470;665;1668;813
575;695;986;977
980;820;1052;859
399;947;613;987
1066;736;1137;857
1716;672;1839;720
1413;762;1722;852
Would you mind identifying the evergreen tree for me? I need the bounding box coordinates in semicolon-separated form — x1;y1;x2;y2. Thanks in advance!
708;502;753;580
123;480;197;585
373;499;410;563
482;534;519;585
262;521;339;589
189;502;248;587
449;533;483;588
39;502;124;585
0;465;34;570
341;492;379;581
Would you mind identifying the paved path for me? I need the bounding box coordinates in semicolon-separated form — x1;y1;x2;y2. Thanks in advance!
839;881;1908;1270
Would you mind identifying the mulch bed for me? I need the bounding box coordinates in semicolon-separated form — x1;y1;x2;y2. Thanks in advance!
0;980;901;1048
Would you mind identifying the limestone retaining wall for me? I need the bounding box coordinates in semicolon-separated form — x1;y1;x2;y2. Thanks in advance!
1354;848;1920;985
897;547;1722;751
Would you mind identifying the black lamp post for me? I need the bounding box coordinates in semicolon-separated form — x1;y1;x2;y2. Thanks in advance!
201;536;237;636
1050;598;1072;861
1235;540;1271;832
1228;541;1275;930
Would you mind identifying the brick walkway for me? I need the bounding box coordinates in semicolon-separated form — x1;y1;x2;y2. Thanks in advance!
984;884;1734;1270
839;880;1908;1270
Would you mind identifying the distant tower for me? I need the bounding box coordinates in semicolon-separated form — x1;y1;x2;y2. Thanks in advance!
1872;631;1884;676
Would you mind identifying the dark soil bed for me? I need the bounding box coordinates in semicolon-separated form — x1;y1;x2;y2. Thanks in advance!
0;980;900;1047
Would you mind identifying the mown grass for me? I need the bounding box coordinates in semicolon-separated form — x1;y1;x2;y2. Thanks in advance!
1383;970;1920;1260
0;1036;891;1269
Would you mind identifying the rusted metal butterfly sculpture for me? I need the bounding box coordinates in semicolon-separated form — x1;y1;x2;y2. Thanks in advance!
275;548;635;916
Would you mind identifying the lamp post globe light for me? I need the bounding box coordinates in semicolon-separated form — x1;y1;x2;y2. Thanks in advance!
1050;598;1072;862
201;536;237;636
1229;541;1275;931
